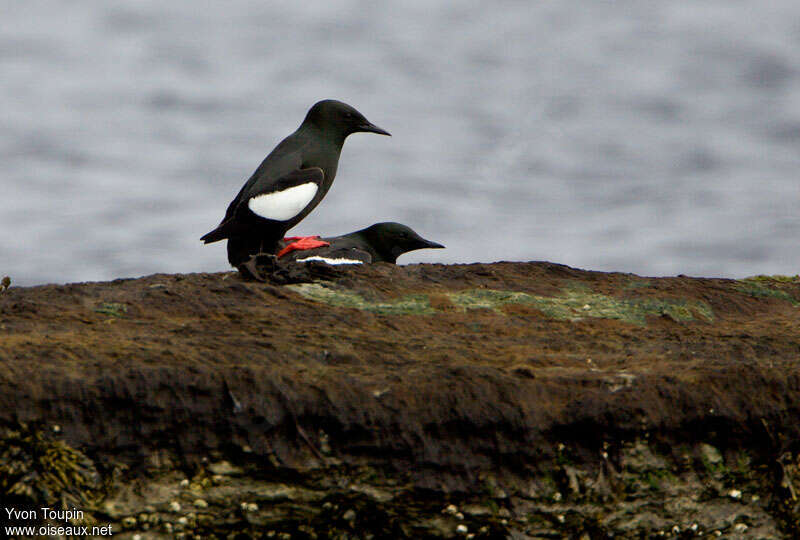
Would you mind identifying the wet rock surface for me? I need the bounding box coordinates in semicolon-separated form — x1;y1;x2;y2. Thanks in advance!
1;262;799;538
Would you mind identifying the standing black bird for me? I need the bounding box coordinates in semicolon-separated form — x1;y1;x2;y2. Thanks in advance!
201;100;390;269
277;222;445;264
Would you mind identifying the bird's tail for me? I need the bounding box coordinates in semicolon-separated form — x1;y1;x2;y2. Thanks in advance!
200;221;237;244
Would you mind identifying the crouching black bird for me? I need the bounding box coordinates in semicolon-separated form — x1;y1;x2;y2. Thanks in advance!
276;222;444;264
200;100;390;272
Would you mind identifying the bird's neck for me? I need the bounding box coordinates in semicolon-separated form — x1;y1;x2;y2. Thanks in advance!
299;125;345;185
351;231;394;263
300;124;347;149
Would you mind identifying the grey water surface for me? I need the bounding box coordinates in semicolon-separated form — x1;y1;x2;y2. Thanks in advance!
2;1;799;285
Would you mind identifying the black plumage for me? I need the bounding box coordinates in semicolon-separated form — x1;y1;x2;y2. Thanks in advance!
201;100;390;266
279;222;444;264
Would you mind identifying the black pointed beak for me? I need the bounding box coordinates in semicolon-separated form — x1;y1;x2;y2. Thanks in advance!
358;122;391;136
421;238;445;249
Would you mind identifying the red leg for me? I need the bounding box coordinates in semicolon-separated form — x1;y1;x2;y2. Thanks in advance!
277;236;330;258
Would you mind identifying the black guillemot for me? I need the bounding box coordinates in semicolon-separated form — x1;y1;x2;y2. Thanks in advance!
200;100;390;269
276;222;444;264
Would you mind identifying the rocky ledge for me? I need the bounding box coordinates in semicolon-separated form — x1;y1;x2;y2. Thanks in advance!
1;262;799;538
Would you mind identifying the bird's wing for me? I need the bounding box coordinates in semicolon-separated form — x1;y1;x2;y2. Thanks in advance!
235;134;313;221
200;167;323;243
293;246;373;265
246;167;323;221
206;134;308;231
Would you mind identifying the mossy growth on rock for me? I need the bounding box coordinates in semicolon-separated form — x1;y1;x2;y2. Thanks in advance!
735;276;800;304
741;274;800;283
288;283;436;315
449;284;713;324
290;282;714;325
93;302;128;318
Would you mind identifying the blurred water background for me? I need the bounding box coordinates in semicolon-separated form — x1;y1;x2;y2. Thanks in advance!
2;1;799;285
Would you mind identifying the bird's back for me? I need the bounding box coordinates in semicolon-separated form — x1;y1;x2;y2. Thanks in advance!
279;231;379;264
221;132;307;222
227;129;341;225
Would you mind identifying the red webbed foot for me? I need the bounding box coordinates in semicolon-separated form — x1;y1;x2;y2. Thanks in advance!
277;236;330;258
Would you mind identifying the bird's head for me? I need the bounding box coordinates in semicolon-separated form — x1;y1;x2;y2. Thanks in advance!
303;100;391;139
359;222;444;263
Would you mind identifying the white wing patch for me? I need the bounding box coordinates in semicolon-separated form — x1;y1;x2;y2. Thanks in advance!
296;256;363;265
248;182;318;221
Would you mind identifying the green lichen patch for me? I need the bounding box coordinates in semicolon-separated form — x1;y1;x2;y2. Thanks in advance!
734;280;799;305
447;289;532;312
741;274;800;284
623;277;653;290
94;302;128;318
289;283;713;325
288;283;435;315
450;285;712;325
